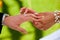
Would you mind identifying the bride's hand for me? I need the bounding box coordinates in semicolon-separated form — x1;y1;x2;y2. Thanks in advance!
33;12;55;30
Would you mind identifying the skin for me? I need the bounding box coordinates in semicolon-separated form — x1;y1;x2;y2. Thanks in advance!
4;7;60;34
20;7;60;30
4;13;39;34
33;12;55;30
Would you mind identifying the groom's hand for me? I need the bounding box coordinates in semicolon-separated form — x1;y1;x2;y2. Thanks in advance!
3;13;39;34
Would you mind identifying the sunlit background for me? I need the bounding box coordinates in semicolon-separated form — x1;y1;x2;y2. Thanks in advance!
0;0;60;40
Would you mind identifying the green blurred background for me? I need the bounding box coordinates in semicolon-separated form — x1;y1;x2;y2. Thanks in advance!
0;0;60;40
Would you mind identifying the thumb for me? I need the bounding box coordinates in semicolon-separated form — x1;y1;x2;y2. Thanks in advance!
20;7;26;14
14;25;27;34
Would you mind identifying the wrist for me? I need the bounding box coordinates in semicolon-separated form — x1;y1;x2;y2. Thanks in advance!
2;14;9;25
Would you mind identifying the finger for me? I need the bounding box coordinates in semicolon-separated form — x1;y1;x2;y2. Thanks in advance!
26;14;42;19
20;7;36;14
20;7;27;14
17;26;28;34
28;17;41;22
35;22;44;30
33;13;41;16
13;25;27;34
22;8;36;14
26;8;36;14
30;14;43;19
32;18;42;22
23;14;42;22
33;21;43;30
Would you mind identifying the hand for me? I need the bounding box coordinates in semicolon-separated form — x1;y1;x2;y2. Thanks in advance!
21;7;55;30
20;7;56;30
20;7;39;20
33;12;56;30
3;13;38;34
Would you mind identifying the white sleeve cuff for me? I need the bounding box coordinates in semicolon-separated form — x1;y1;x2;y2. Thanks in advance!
2;14;9;25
